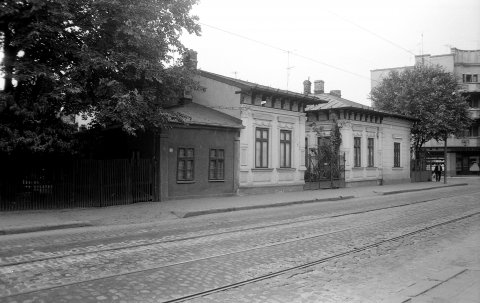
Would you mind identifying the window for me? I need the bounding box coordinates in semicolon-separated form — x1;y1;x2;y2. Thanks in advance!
368;138;374;167
354;137;361;167
177;148;194;181
467;125;479;137
209;149;225;180
394;142;401;167
463;74;479;83
280;130;292;168
255;128;269;168
468;97;479;108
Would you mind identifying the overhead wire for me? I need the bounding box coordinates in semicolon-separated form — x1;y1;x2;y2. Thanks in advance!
199;18;424;88
200;22;372;82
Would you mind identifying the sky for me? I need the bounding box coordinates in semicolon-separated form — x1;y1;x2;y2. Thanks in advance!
1;0;479;106
180;0;480;105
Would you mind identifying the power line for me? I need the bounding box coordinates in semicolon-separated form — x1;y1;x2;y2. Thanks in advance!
200;22;371;82
200;22;288;53
324;8;438;67
324;9;417;57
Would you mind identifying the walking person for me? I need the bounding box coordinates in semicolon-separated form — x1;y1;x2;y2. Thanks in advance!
433;164;439;182
438;164;443;182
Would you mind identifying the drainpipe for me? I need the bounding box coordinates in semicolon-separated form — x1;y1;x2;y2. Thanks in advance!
233;132;241;194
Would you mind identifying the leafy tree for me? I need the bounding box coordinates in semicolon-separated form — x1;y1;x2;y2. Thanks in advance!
370;64;471;158
306;114;342;182
0;0;200;154
329;113;342;155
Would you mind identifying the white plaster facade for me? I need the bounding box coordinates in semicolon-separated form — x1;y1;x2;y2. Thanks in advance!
192;71;325;194
238;104;307;191
306;93;413;186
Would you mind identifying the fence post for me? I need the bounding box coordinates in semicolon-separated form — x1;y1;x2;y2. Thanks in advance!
330;153;334;188
98;160;103;207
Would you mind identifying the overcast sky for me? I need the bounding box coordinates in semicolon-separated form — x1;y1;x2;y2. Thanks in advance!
181;0;480;105
1;1;479;106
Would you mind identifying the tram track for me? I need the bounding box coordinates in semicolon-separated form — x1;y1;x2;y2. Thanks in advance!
1;194;479;302
0;193;476;268
164;211;480;303
0;189;476;267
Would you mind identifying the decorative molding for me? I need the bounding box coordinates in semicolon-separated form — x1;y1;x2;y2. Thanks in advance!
278;122;293;129
366;132;376;138
240;147;248;166
253;112;274;121
353;131;363;137
254;120;272;127
352;125;364;132
278;116;297;124
277;168;296;172
251;168;275;172
340;121;352;129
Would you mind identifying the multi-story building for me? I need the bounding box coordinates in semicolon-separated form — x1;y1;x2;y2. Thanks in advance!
371;48;480;176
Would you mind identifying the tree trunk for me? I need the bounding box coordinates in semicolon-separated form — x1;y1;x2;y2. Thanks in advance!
1;26;17;93
444;135;447;184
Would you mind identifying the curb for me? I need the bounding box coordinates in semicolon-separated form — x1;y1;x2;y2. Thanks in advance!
0;182;471;234
173;195;356;218
0;221;93;236
374;183;468;195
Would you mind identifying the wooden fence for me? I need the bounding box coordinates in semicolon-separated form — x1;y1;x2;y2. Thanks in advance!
410;158;432;182
0;158;156;211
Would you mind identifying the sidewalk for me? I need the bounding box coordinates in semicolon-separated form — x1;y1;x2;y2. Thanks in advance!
392;268;480;303
0;177;477;235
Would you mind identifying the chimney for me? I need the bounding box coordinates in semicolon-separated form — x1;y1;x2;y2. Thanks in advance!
303;79;312;95
314;80;324;94
329;90;341;97
182;49;198;70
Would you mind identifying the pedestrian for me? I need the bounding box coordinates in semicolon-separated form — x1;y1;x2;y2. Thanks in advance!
438;164;443;182
433;164;439;182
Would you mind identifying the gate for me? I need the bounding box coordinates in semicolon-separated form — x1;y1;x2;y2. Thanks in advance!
411;152;435;182
305;148;345;190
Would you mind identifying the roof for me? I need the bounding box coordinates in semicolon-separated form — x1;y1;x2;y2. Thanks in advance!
198;70;327;105
307;93;417;121
168;102;244;129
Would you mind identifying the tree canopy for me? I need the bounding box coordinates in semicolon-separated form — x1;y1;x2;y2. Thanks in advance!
370;64;471;157
0;0;200;155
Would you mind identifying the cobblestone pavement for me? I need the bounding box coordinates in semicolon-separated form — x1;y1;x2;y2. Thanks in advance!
190;215;480;303
0;191;479;302
0;186;476;263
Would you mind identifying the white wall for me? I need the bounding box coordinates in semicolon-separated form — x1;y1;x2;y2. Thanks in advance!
381;117;412;184
239;105;307;189
192;76;242;118
305;114;413;186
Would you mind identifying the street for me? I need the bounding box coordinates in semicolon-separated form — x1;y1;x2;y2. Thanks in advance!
1;185;479;303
